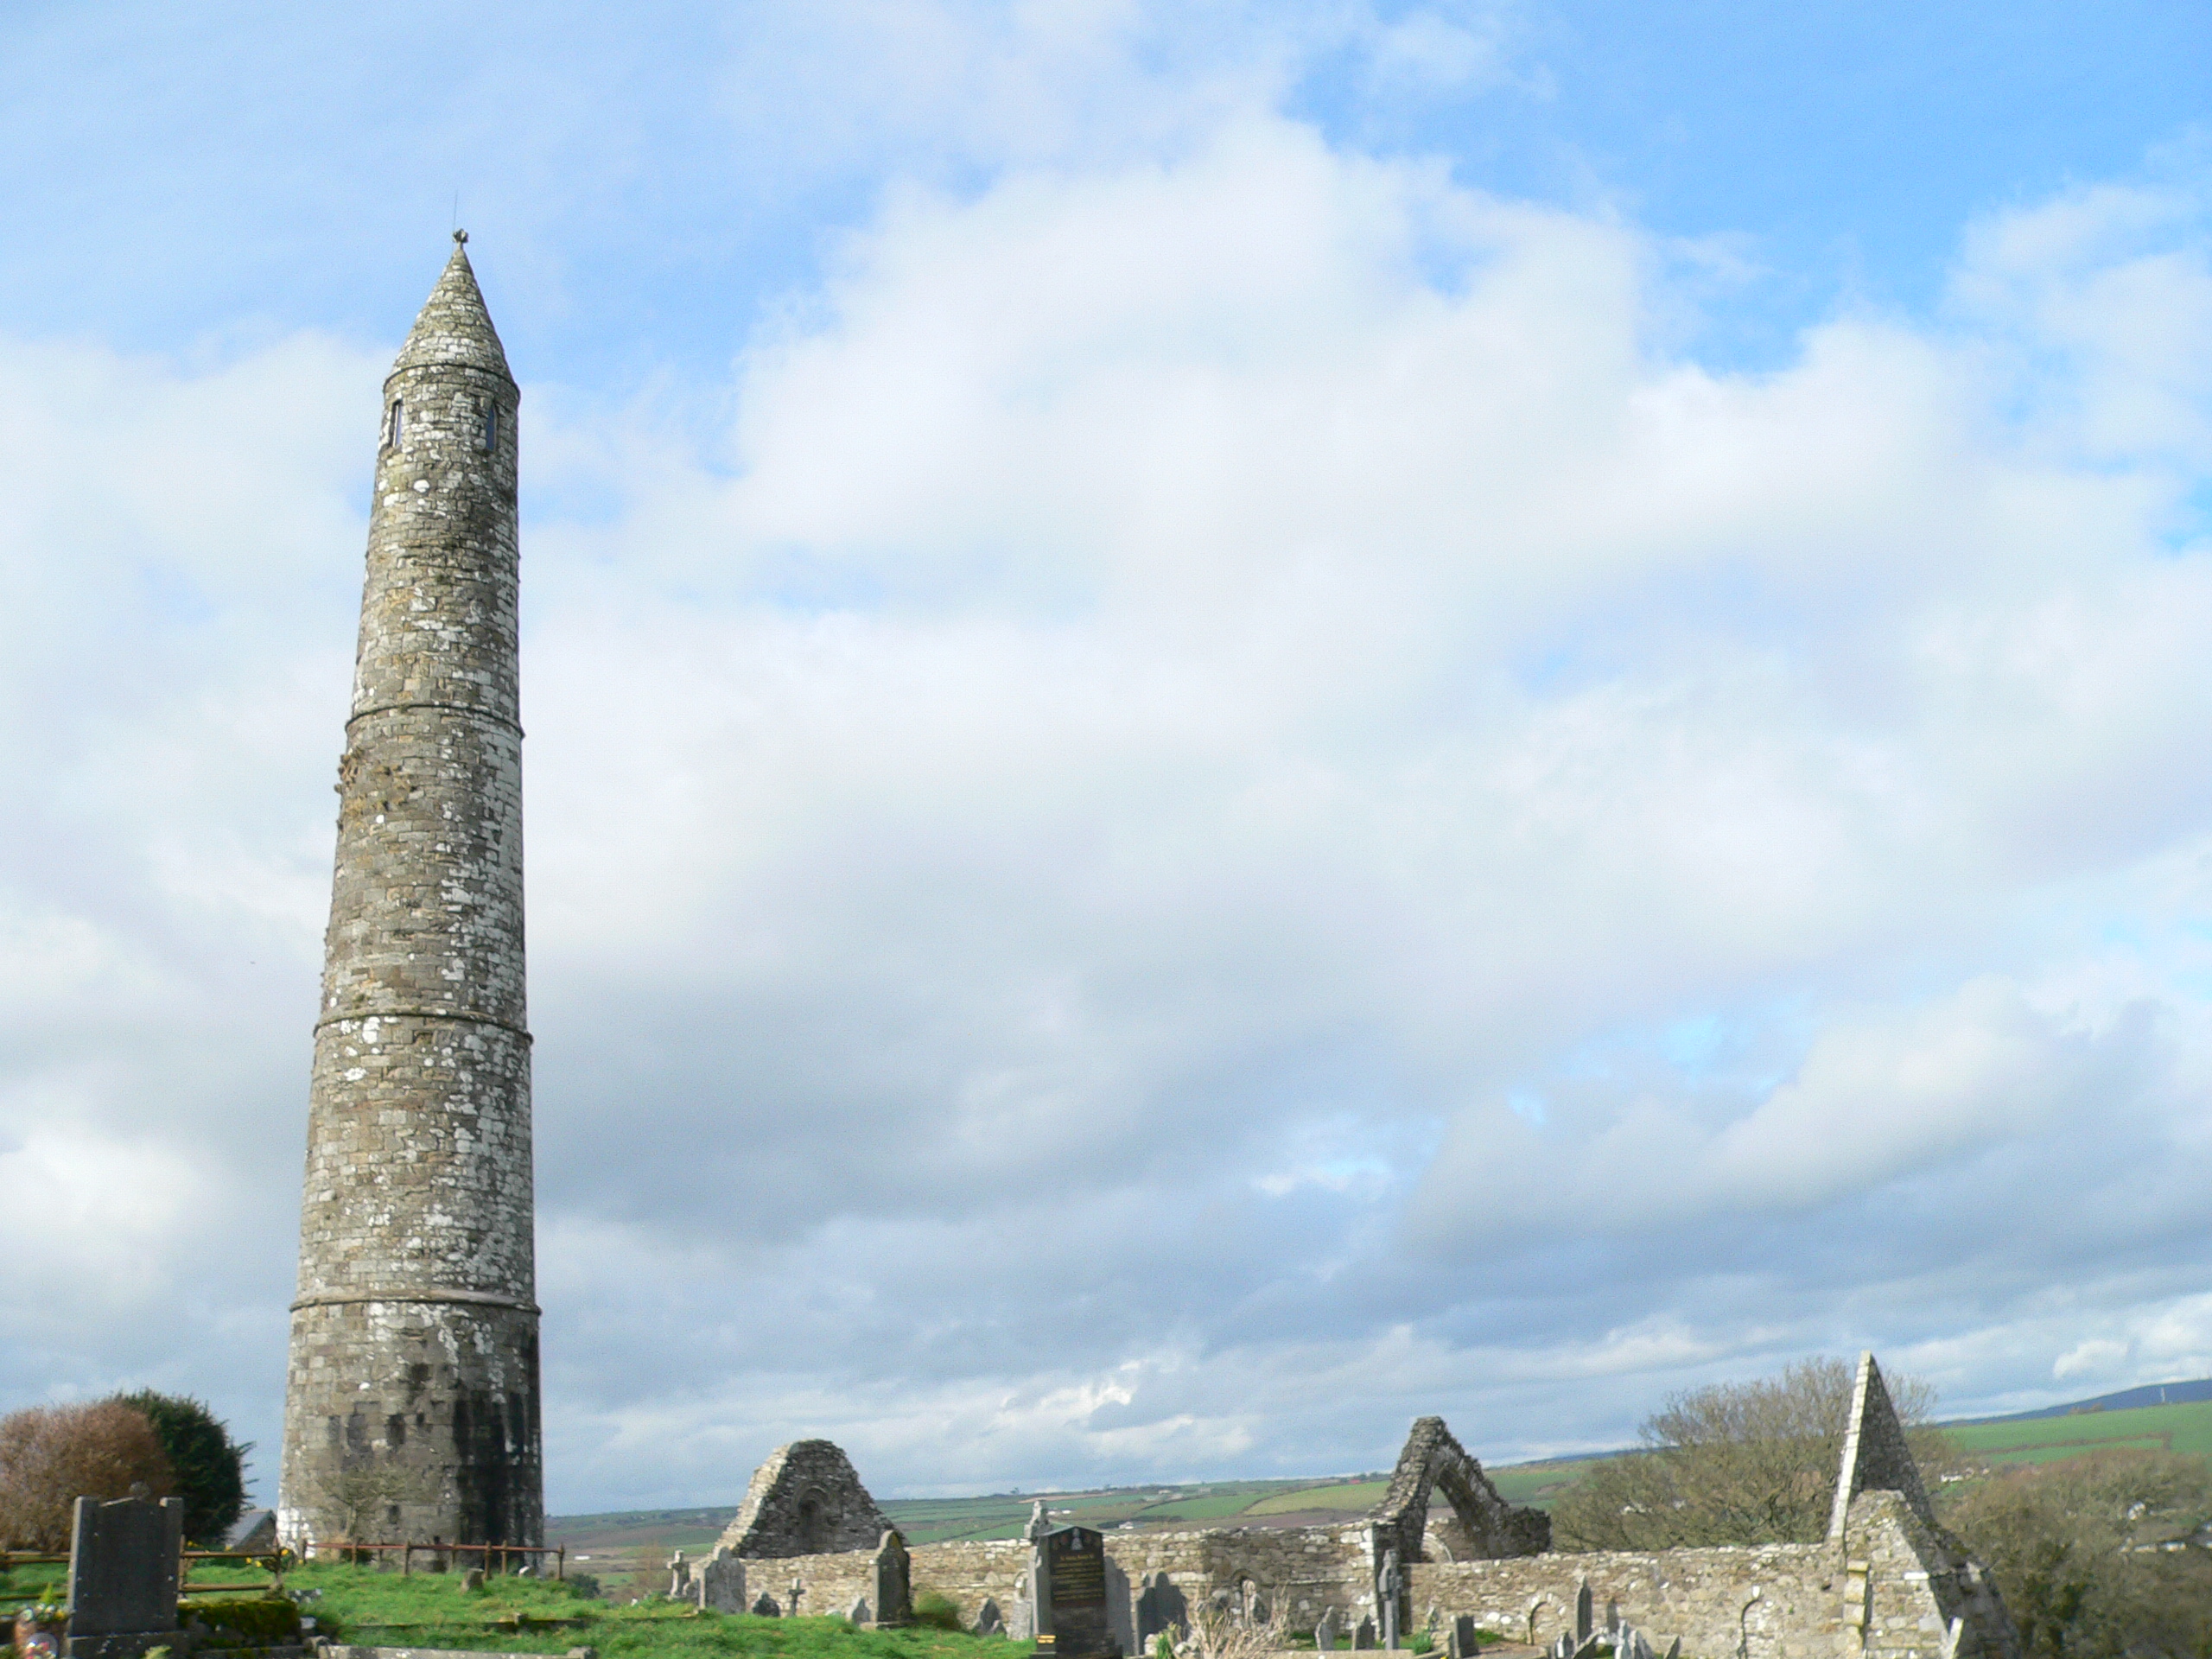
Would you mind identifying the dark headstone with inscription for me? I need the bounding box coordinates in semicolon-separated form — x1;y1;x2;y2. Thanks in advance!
66;1496;181;1659
873;1529;913;1627
1033;1526;1118;1659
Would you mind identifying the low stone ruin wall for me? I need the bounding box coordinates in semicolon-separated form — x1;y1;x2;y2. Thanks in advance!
742;1546;880;1621
907;1540;1031;1630
1103;1525;1379;1627
1408;1494;2017;1659
1409;1542;1835;1659
781;1496;2014;1659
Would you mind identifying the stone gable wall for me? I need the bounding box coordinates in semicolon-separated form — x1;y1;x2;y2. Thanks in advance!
792;1495;2018;1659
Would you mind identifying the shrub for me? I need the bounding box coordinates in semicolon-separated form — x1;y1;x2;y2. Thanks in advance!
913;1591;963;1630
0;1402;176;1550
111;1392;250;1547
180;1598;303;1647
1945;1449;2212;1659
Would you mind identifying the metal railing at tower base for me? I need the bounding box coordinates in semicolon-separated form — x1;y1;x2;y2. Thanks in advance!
296;1540;564;1579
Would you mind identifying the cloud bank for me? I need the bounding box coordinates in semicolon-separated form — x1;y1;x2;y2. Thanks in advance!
3;48;2211;1510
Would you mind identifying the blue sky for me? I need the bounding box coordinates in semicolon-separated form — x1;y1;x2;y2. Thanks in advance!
3;0;2212;1515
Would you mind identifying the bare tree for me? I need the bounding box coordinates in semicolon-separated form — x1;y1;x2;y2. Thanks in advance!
306;1463;423;1548
1554;1357;1950;1550
0;1402;176;1551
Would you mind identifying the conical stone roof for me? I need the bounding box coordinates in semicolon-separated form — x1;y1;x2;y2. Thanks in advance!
391;236;514;384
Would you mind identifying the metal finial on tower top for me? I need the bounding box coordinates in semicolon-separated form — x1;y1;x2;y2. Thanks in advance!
454;227;468;245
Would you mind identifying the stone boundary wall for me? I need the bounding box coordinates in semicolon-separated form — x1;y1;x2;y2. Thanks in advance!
908;1539;1032;1628
1408;1495;2016;1659
1408;1542;1834;1659
743;1546;879;1620
902;1526;1377;1639
780;1497;2014;1659
1103;1526;1378;1625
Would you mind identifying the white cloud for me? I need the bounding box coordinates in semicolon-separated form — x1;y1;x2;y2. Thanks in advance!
5;79;2212;1507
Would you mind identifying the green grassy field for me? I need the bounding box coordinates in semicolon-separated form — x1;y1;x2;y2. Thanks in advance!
181;1561;1009;1659
1945;1398;2212;1468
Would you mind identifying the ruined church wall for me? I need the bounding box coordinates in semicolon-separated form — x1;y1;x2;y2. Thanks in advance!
1408;1543;1837;1659
1408;1494;2012;1659
896;1526;1379;1635
744;1546;880;1621
781;1497;2011;1659
1108;1526;1379;1624
907;1540;1032;1626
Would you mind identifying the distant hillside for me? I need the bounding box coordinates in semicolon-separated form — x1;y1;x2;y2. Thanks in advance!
1948;1377;2212;1425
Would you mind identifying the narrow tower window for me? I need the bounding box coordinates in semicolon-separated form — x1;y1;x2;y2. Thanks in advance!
484;403;499;452
388;399;404;448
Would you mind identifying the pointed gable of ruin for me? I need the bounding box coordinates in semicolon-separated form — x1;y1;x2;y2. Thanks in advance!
1374;1415;1549;1562
716;1440;892;1558
1825;1351;1939;1541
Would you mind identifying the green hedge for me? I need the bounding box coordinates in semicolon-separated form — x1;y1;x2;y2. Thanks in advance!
180;1596;304;1646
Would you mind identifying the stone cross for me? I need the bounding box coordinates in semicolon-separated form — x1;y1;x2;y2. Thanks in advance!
1027;1498;1052;1541
1379;1550;1402;1651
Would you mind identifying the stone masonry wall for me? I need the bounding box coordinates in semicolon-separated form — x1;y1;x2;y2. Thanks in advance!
1409;1542;1834;1659
779;1492;2015;1659
746;1548;882;1621
280;240;541;1553
1406;1493;2015;1659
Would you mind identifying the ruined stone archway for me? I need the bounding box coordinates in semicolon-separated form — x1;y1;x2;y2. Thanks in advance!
1371;1417;1549;1566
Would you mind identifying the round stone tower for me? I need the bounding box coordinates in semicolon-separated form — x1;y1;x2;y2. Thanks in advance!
278;235;542;1551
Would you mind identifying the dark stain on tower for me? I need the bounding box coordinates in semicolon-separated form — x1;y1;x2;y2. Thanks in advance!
278;235;543;1550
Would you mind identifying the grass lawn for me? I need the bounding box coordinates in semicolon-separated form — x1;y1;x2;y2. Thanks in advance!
205;1562;1019;1659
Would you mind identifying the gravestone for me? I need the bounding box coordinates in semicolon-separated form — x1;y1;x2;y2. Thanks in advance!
1316;1608;1340;1652
1354;1616;1377;1650
67;1495;181;1659
1378;1551;1402;1651
851;1599;872;1624
873;1529;913;1627
1135;1573;1186;1646
699;1547;747;1613
1033;1526;1118;1659
1105;1554;1135;1656
1575;1581;1592;1647
1449;1615;1478;1659
753;1592;781;1618
976;1599;1006;1637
